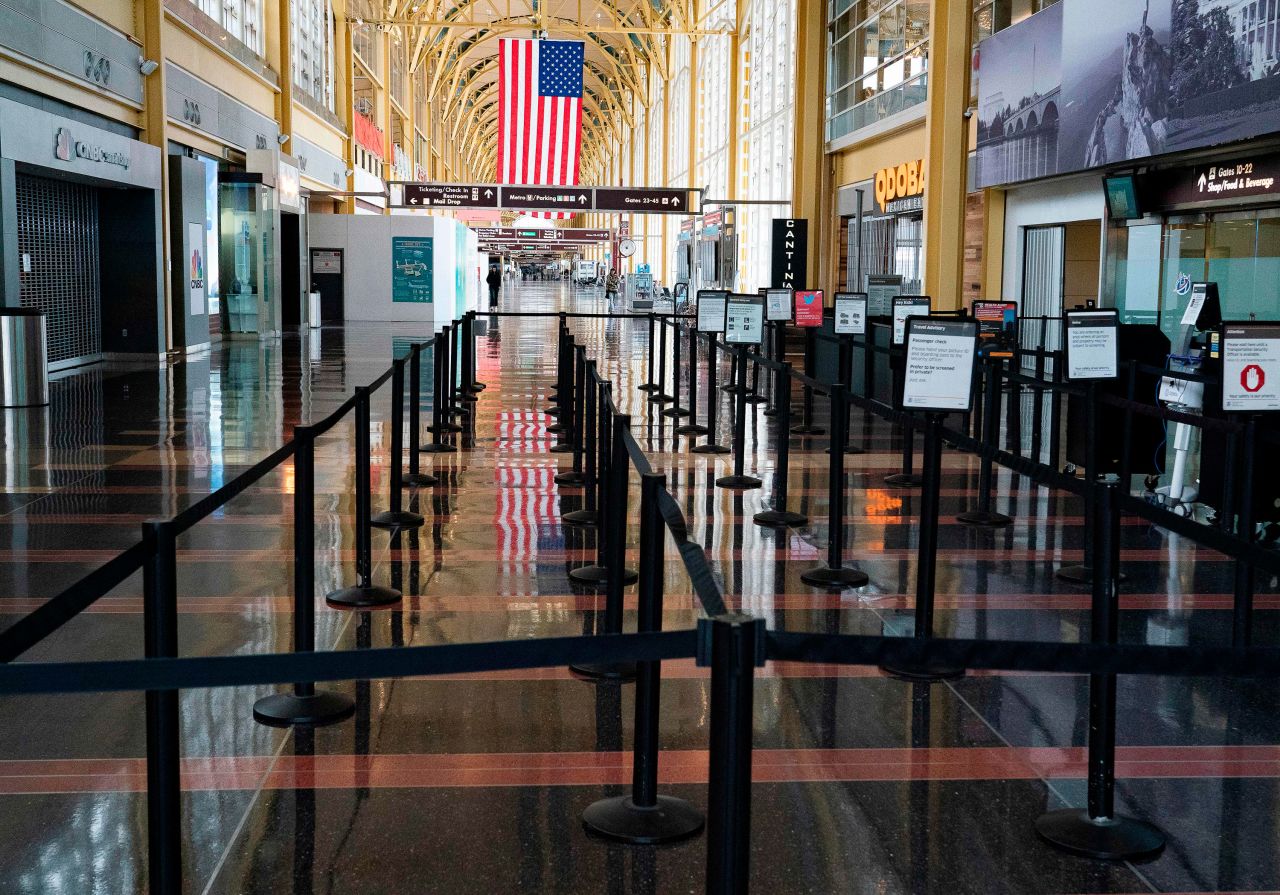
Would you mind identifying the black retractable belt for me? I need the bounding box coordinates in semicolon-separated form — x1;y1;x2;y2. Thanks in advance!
327;387;402;608
254;425;356;728
716;345;762;490
744;348;767;405
677;323;709;436
420;332;456;454
372;358;426;530
790;329;825;436
957;359;1013;527
754;362;807;528
1036;478;1166;860
692;334;730;455
881;413;963;682
801;384;869;588
143;520;182;895
403;342;439;486
582;473;705;843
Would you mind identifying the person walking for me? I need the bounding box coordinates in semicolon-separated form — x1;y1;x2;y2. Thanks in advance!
486;265;502;309
605;267;621;303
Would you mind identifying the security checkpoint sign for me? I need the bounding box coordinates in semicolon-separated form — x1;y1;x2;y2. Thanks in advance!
1064;309;1119;380
765;288;792;322
892;296;932;345
725;294;766;345
834;292;868;335
697;289;729;333
902;317;978;412
1222;323;1280;411
794;290;824;327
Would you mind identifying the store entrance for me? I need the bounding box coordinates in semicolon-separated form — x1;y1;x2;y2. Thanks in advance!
280;212;301;327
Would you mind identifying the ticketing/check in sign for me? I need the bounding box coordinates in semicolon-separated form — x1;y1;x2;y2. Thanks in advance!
1223;323;1280;411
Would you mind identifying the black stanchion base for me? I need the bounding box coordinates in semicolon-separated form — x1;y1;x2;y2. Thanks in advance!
561;509;598;527
676;423;709;435
744;394;768;405
253;690;355;728
419;442;457;454
582;795;705;845
691;443;731;454
326;583;402;608
648;393;674;404
459;392;479;403
439;422;464;434
763;407;778;417
568;662;638;683
1034;809;1166;861
546;421;568;434
826;444;866;455
716;474;763;490
790;425;827;436
722;384;746;394
661;406;690;418
637;384;659;393
371;510;426;530
753;509;808;528
800;565;870;589
879;659;966;683
470;382;487;392
549;443;577;454
554;471;587;486
956;509;1014;527
402;472;439;488
884;473;923;488
568;565;639;586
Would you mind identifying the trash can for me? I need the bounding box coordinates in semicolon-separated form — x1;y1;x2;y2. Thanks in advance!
0;309;48;408
308;292;322;329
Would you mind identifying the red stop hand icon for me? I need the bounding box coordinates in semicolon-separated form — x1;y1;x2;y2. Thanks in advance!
1242;364;1266;393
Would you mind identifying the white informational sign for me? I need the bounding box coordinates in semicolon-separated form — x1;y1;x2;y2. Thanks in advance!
1222;324;1280;411
187;222;206;317
834;292;867;335
1064;310;1119;380
725;294;765;345
312;250;342;274
902;318;978;412
765;288;792;321
1181;288;1207;327
866;274;902;316
697;290;728;333
892;296;931;345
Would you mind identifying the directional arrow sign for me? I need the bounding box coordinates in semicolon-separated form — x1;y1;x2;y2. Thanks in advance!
399;183;500;209
593;187;698;214
499;186;595;213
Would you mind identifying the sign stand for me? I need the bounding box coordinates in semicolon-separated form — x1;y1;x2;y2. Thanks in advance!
677;324;709;436
692;335;731;455
956;359;1014;527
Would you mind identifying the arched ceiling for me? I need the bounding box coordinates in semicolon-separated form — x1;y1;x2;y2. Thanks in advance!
347;0;730;182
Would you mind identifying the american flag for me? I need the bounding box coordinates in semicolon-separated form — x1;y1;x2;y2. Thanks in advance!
497;38;584;219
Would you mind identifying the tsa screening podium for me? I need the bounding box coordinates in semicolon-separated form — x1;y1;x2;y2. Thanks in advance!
307;214;481;330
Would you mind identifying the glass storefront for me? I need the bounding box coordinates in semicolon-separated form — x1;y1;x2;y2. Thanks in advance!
1108;208;1280;345
218;176;277;335
852;211;923;293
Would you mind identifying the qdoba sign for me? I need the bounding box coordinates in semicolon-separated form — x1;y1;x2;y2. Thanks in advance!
874;159;924;214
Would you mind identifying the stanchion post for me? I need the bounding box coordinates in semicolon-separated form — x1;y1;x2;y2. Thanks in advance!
801;385;868;588
638;313;658;393
652;315;673;403
460;313;478;401
1036;479;1166;860
328;387;401;607
790;329;825;435
467;310;486;392
692;335;730;454
1233;417;1258;647
403;343;439;486
764;322;782;417
420;332;456;453
582;473;705;842
677;323;708;436
662;317;688;418
562;362;600;526
373;359;426;530
881;413;963;681
255;427;357;726
437;325;463;433
1057;381;1101;583
716;346;762;489
702;613;763;895
957;359;1013;527
754;362;807;527
143;520;182;895
550;339;578;454
555;344;589;475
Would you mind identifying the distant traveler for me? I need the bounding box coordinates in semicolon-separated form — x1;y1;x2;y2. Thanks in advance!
605;268;621;303
486;265;502;309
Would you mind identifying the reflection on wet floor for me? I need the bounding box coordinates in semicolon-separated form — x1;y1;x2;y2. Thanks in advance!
0;282;1274;893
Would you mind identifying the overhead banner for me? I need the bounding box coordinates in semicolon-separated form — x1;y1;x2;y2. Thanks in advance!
902;318;978;412
697;290;728;333
1222;323;1280;412
1064;309;1119;380
834;292;867;335
725;294;765;345
771;219;808;290
392;237;433;303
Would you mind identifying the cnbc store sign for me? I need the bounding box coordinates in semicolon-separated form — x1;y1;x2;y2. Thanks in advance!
874;159;925;214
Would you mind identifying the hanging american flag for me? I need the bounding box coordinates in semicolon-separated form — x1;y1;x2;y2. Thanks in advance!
497;38;584;219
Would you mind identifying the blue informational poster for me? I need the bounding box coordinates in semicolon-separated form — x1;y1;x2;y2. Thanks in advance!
392;237;433;303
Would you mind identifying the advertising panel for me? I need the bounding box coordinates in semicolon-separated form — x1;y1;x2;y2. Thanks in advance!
392;237;434;303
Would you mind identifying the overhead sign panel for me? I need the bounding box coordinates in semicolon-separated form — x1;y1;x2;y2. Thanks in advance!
402;183;499;208
594;187;695;213
499;185;592;212
473;227;610;243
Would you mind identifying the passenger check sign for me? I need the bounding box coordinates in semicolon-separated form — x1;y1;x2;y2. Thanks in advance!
1223;324;1280;411
902;318;977;412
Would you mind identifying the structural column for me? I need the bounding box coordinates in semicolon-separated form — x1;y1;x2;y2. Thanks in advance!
981;187;1006;300
922;0;973;308
791;0;831;293
138;0;172;350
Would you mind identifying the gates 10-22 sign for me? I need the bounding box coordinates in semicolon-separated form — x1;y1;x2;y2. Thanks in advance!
874;159;925;214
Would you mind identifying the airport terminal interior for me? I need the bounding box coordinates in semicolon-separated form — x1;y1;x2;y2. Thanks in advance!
6;0;1280;892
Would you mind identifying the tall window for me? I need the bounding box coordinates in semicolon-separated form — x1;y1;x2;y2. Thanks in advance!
291;0;335;110
352;22;378;71
826;0;929;142
391;33;408;109
696;23;733;200
193;0;263;53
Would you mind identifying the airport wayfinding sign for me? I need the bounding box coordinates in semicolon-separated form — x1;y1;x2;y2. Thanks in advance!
402;183;499;208
390;181;699;214
593;187;696;213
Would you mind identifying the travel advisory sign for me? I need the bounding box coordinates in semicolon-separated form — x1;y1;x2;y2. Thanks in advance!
1064;309;1118;380
902;318;978;412
1222;323;1280;411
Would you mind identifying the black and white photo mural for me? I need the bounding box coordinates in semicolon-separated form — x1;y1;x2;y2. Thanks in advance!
977;0;1280;189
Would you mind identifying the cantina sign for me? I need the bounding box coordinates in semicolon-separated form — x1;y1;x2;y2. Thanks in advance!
874;159;925;214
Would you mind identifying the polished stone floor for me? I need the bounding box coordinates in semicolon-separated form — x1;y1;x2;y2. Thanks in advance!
0;281;1275;894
